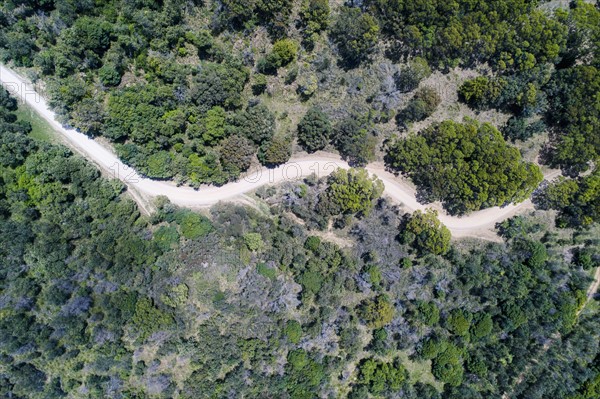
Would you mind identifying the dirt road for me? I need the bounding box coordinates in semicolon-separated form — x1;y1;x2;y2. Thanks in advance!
0;64;560;239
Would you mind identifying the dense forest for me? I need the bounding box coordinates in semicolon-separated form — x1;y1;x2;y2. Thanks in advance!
0;87;598;397
1;0;600;398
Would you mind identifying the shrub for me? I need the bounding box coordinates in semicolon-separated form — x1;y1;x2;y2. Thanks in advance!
252;73;268;95
396;87;440;127
297;107;332;152
285;320;302;343
257;135;292;167
359;295;395;329
401;210;451;255
244;232;264;251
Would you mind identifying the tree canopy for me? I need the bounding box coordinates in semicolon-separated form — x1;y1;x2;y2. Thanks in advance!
386;120;543;214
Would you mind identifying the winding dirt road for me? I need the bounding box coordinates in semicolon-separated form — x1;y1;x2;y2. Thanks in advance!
0;64;560;239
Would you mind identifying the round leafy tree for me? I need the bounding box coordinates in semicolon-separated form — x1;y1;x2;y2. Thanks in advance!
233;103;276;145
320;168;384;216
219;134;255;178
400;209;451;255
386;119;543;215
297;107;332;152
331;6;379;67
258;135;292;167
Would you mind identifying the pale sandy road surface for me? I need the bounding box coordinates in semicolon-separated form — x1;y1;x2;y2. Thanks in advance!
0;64;561;239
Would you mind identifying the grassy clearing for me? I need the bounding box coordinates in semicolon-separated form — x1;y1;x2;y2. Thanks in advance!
14;102;55;142
396;350;444;391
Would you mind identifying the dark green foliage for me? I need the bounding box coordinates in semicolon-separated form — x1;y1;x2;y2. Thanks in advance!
502;116;546;142
330;6;380;67
394;57;431;93
258;134;292;167
219;134;255;178
215;0;293;35
571;246;599;270
366;0;566;70
533;171;600;227
297;107;332;153
215;0;257;29
446;309;471;336
233;103;276;145
334;116;378;167
471;313;493;339
190;61;249;111
557;1;600;68
386;120;543;215
251;73;268;95
106;83;178;143
98;63;122;86
396;87;440;127
416;301;440;326
544;66;600;174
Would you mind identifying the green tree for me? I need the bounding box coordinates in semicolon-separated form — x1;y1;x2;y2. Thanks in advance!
257;134;292;167
335;116;377;167
358;295;395;329
545;66;600;174
534;170;600;227
297;107;332;152
386;120;543;214
446;309;471;336
331;7;379;67
354;357;407;395
219;134;255;178
401;210;451;255
416;301;440;326
394;57;431;93
233;103;276;145
271;38;298;66
300;0;330;46
285;320;302;344
190;61;249;111
320;168;384;216
431;342;464;386
98;63;122;86
244;232;264;251
132;298;175;340
459;76;506;109
251;73;268;95
175;210;213;239
396;87;440;127
471;313;493;339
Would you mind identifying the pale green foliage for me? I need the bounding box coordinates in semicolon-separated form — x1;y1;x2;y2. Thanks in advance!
161;284;189;308
401;209;451;255
321;168;384;216
244;232;264;251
